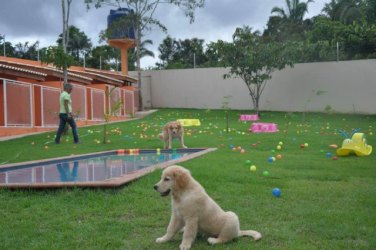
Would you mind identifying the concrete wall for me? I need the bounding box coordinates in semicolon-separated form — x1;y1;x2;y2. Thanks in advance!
130;59;376;114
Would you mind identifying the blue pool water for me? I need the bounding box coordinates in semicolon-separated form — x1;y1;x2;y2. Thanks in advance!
0;148;207;186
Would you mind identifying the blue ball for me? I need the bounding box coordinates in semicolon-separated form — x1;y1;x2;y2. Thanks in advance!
272;188;281;197
267;157;273;163
326;152;332;157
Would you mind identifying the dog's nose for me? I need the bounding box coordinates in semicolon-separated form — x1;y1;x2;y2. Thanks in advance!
153;185;158;190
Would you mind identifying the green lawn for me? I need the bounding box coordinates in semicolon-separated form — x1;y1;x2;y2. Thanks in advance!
0;109;375;249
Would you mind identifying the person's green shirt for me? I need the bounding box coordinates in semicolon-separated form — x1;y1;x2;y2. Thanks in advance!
59;91;72;114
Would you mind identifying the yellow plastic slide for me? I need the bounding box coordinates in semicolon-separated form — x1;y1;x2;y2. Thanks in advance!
337;133;372;156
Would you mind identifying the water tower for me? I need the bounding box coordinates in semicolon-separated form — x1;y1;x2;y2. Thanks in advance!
107;8;136;75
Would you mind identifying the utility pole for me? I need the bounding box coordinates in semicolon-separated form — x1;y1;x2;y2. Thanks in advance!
336;41;339;62
193;53;196;68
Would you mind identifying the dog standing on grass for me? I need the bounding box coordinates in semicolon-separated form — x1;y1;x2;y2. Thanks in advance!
154;165;262;250
159;121;187;149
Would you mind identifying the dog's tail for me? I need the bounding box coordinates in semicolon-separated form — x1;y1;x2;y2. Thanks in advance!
239;230;262;241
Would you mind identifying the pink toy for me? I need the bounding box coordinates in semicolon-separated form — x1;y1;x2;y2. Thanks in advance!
240;114;259;121
250;123;279;133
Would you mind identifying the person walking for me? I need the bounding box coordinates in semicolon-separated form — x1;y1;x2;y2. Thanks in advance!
55;83;81;144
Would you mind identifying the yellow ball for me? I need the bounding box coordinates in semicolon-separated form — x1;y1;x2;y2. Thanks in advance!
250;165;257;172
277;145;282;150
304;143;309;147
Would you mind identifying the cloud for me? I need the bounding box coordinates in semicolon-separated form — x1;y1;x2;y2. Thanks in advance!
0;0;328;67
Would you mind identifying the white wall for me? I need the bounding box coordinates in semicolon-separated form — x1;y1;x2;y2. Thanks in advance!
130;59;376;114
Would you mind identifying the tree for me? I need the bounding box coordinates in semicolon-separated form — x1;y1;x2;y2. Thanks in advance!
157;36;208;69
128;39;155;71
57;25;92;64
43;0;75;84
14;41;40;60
1;35;15;57
86;45;120;70
218;26;295;114
265;0;314;41
363;0;376;23
271;0;314;24
60;0;73;85
156;36;178;68
85;0;205;110
322;0;362;24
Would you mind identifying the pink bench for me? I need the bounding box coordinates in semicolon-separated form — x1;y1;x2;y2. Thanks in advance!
250;123;279;133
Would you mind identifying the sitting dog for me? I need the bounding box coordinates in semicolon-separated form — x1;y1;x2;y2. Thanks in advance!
154;165;262;250
158;121;187;149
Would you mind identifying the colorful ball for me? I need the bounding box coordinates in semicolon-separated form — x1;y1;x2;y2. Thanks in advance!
245;160;251;165
277;145;282;150
304;143;309;147
326;152;332;157
272;188;281;197
250;165;257;172
276;154;282;159
263;170;270;177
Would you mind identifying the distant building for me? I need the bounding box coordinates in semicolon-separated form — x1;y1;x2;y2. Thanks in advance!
0;56;139;137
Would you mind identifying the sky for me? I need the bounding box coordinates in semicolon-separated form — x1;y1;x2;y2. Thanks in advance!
0;0;328;68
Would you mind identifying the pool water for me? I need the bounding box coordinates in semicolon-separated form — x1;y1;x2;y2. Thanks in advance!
0;148;213;188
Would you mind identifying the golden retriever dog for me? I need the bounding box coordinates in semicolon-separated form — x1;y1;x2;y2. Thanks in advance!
158;121;187;149
154;165;261;250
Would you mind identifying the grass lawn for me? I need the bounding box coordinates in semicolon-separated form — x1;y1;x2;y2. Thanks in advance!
0;109;375;249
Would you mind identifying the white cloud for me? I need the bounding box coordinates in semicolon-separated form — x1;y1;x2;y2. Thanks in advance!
0;0;328;68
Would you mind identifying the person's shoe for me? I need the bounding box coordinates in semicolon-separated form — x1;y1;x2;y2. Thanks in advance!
74;141;82;144
54;141;60;144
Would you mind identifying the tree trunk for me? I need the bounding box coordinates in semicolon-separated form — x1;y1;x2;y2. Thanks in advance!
136;25;143;111
61;0;71;86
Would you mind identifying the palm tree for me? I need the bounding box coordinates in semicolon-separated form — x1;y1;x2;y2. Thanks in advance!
267;0;314;41
271;0;314;25
57;26;92;62
322;0;362;24
128;39;154;70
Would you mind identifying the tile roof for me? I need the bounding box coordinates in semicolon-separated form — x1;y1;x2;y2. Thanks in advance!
0;63;47;77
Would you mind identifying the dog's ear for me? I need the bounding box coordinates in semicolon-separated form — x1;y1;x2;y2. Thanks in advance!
174;168;190;189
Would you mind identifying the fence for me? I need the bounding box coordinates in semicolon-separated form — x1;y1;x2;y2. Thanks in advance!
2;79;33;126
131;59;376;114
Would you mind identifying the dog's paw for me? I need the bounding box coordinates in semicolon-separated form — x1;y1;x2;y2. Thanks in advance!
253;232;262;241
207;237;219;245
179;243;191;250
156;236;168;243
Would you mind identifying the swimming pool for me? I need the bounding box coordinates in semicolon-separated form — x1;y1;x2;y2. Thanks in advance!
0;148;216;189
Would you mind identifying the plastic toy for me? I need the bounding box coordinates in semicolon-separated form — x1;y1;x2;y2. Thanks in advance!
177;119;201;127
249;123;279;133
240;114;259;121
336;133;372;156
272;188;281;197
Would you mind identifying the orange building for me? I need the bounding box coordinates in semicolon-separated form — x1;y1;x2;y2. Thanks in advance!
0;56;138;137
